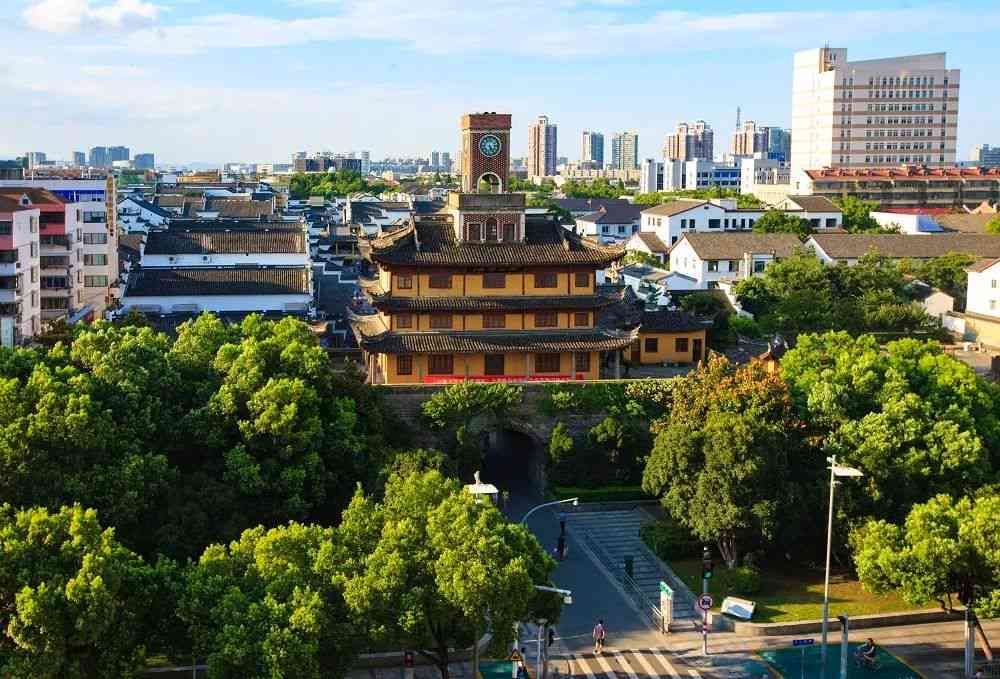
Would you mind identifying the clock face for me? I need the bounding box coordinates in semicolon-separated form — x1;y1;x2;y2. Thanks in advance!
479;134;502;158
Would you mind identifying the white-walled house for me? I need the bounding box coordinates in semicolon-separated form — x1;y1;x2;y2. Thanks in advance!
625;232;670;264
640;199;765;249
574;203;644;244
118;196;172;233
961;258;1000;347
668;233;803;289
770;195;843;230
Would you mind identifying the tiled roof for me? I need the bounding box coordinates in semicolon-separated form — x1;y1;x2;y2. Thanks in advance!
640;309;712;333
640;199;707;217
808;233;1000;260
933;214;996;234
370;293;618;313
576;203;644;225
369;215;624;268
967;258;1000;273
119;234;144;261
358;328;637;354
0;187;65;208
552;198;634;213
125;266;310;296
145;228;306;255
681;233;803;260
632;232;669;253
204;199;273;218
782;196;841;212
154;195;187;208
120;196;172;219
0;195;39;212
805;166;1000;181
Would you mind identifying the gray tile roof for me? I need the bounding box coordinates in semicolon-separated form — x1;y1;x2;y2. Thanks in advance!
682;232;803;260
640;199;707;217
126;266;310;296
808;233;1000;259
145;228;306;255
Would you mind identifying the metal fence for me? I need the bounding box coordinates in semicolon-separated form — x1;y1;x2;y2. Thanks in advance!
578;530;665;633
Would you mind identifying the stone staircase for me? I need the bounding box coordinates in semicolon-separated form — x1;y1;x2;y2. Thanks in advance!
568;509;698;623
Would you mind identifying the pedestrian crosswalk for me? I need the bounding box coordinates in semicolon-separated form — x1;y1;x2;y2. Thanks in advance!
559;649;704;679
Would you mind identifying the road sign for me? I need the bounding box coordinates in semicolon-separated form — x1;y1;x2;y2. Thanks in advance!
698;594;714;611
792;638;815;647
508;649;524;663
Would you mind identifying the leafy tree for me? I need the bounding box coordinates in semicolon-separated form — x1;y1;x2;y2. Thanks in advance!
340;470;559;679
852;493;1000;651
752;209;811;237
680;291;724;316
181;522;358;679
623;250;664;268
0;505;179;679
561;178;627;199
781;333;1000;524
833;196;883;233
642;357;803;566
899;252;977;309
987;215;1000;234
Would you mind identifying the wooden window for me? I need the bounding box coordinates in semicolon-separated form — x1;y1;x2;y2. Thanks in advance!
575;272;590;288
534;272;557;288
397;274;413;290
485;218;498;242
467;223;482;241
574;352;591;373
535;353;561;373
397;355;413;375
483;272;506;289
430;313;453;329
503;223;516;241
535;312;558;328
675;337;689;352
573;312;589;327
644;337;659;353
484;354;505;375
429;273;452;289
428;354;454;375
483;313;506;329
396;313;413;329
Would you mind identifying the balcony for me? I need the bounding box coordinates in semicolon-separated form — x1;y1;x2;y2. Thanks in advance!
40;256;70;270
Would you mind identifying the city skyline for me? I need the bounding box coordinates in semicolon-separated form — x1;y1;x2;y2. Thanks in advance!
3;0;1000;164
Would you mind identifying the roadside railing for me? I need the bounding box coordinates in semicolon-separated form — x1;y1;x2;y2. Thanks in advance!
578;530;665;633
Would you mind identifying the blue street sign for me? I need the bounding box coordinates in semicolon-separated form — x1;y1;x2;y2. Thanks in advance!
792;639;815;647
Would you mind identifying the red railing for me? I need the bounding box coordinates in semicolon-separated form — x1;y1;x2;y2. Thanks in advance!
422;374;581;384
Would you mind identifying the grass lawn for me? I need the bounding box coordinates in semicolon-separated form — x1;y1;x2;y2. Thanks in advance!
670;559;928;624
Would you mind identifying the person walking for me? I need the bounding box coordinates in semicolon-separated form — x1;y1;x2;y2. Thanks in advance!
592;620;606;655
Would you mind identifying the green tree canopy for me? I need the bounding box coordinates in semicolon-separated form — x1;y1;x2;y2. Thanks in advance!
987;214;1000;234
642;357;804;566
752;209;812;237
340;470;559;679
833;196;884;233
181;522;358;679
0;505;179;679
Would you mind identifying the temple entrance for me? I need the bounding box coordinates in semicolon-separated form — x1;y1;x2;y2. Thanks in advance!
480;428;544;496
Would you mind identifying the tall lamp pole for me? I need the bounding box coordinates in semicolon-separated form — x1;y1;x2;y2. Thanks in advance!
520;498;579;526
820;456;864;679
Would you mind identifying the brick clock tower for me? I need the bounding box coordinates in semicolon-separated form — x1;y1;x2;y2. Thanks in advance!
460;112;511;193
449;112;525;242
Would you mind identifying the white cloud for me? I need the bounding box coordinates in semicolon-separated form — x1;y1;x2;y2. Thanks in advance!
113;2;1000;57
24;0;161;34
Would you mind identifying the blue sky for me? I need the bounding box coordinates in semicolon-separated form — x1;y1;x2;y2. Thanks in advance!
2;0;999;165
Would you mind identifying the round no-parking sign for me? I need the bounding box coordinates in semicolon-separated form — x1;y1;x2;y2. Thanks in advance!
698;594;714;611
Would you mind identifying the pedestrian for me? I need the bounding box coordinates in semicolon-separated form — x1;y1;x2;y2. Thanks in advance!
592;619;606;654
556;534;566;561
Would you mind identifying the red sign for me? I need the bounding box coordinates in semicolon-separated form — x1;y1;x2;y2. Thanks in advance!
404;651;414;668
422;374;575;384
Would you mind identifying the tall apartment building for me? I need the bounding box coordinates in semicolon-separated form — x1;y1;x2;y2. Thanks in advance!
582;131;605;168
25;152;47;170
109;146;130;163
72;152;86;166
767;128;792;162
639;158;662;194
134;153;155;171
611;131;639;170
730;121;766;156
791;47;960;183
431;151;440;169
440;152;451;173
527;115;557;177
971;145;1000;167
0;195;41;344
89;147;109;168
664;121;714;162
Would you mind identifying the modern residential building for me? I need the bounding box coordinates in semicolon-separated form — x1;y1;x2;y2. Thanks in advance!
361;151;372;174
0;161;24;180
440;152;450;173
0;194;41;344
962;258;1000;347
72;152;86;166
527;115;558;178
971;145;1000;167
768;128;792;162
582;131;605;168
640;158;662;194
795;166;1000;209
25;152;47;170
431;151;440;169
791;47;960;180
352;112;635;384
89;147;109;168
109;146;130;163
740;156;791;196
683;160;740;191
669;232;803;289
662;160;685;190
611;131;639;171
731;122;767;157
134;153;155;171
640;198;764;249
574;203;644;244
664;121;714;162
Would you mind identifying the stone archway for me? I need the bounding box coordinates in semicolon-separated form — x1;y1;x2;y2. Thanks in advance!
476;172;503;194
465;415;548;495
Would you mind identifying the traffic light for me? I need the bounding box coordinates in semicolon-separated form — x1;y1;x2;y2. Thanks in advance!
701;547;714;580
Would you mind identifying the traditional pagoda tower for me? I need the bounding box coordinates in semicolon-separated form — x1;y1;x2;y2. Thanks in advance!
352;112;635;384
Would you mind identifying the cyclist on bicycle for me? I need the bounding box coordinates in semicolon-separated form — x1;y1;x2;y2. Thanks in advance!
855;638;877;668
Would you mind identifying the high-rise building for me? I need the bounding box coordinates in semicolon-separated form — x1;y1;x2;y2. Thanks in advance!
767;128;792;162
791;47;959;183
109;146;129;163
730;121;768;156
611;131;639;170
663;121;714;162
431;151;440;169
639;158;662;194
89;147;109;168
25;152;46;170
72;152;86;166
134;153;155;170
582;131;605;168
527;115;557;177
361;150;371;174
440;152;451;173
971;145;1000;167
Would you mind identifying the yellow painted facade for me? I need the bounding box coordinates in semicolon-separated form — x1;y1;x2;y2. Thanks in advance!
387;311;594;332
965;313;1000;349
378;350;601;384
634;329;706;364
387;269;595;297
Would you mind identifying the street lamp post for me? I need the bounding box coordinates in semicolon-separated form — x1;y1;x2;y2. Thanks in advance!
820;455;864;679
520;498;579;526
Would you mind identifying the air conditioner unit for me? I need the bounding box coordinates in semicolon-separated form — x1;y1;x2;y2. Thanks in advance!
167;255;177;263
201;255;211;263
